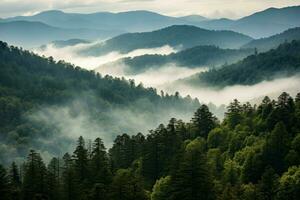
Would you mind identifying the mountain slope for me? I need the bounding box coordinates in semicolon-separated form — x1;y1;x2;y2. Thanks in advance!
197;6;300;38
0;40;199;164
188;40;300;87
0;21;123;48
80;25;253;56
101;46;254;74
242;27;300;51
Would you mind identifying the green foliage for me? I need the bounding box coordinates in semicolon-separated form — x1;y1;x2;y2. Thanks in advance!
191;105;217;138
109;169;148;200
0;49;300;200
207;128;227;150
0;164;10;200
169;138;215;200
263;122;290;173
277;166;300;200
22;150;47;200
194;40;300;87
257;167;279;200
90;138;111;185
151;176;172;200
0;41;199;165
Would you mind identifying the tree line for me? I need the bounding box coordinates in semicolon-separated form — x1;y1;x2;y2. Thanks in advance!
1;92;300;200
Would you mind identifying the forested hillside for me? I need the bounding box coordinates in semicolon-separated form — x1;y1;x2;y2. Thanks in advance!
1;92;300;200
0;41;199;164
188;40;300;87
105;46;254;75
242;27;300;51
80;25;253;56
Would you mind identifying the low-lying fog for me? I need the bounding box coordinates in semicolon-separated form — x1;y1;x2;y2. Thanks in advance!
34;42;300;106
165;76;300;105
34;42;177;70
2;41;297;164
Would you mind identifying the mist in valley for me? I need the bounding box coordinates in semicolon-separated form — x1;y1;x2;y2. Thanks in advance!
15;41;299;163
0;92;199;164
34;42;300;105
164;75;300;106
34;42;177;70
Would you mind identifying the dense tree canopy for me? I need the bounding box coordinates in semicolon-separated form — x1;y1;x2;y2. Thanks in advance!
191;40;300;87
1;92;300;200
0;41;199;165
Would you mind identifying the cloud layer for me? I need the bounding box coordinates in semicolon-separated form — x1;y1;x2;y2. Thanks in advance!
1;0;300;18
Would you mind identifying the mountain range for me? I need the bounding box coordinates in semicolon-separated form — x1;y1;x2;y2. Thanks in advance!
79;25;252;56
196;6;300;38
2;10;193;32
0;21;123;48
1;6;300;48
242;27;300;51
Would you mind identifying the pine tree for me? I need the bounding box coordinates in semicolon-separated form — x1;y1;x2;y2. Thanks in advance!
61;153;78;200
73;136;89;182
225;99;242;129
257;167;279;200
267;92;295;131
89;183;107;200
170;139;215;200
22;150;47;200
0;164;10;200
191;105;217;138
8;162;21;200
46;157;61;200
90;138;111;185
109;134;135;170
109;169;147;200
263;122;290;173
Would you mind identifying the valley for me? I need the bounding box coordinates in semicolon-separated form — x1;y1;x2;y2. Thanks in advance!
0;2;300;200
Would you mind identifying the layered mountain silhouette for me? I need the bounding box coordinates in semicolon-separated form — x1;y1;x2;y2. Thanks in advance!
0;21;123;48
196;6;300;38
2;6;300;48
242;27;300;51
79;25;253;56
3;10;196;32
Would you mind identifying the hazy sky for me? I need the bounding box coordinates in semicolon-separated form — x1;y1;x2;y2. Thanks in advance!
0;0;300;19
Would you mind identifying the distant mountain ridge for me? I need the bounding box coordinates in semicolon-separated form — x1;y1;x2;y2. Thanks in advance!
196;6;300;38
2;6;300;48
0;21;123;48
242;27;300;51
3;10;204;33
80;25;253;56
